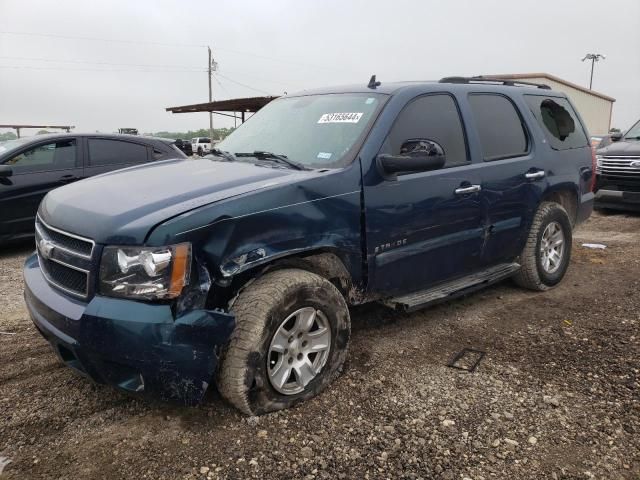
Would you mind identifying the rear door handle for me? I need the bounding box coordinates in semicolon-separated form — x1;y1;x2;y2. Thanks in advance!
59;174;79;183
525;170;545;180
454;185;481;195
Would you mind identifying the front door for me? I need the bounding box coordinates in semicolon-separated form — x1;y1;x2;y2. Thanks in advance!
364;93;484;295
0;138;81;239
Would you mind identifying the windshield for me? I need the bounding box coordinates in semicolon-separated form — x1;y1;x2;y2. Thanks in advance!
624;119;640;140
0;137;33;158
216;93;384;168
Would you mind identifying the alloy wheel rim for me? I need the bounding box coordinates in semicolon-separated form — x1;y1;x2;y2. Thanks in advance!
267;307;331;395
540;221;565;274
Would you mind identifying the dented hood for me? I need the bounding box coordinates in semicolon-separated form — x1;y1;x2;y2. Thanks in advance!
39;158;309;244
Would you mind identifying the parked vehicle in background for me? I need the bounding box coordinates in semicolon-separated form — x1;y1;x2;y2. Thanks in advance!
595;119;640;211
174;138;193;156
118;128;139;135
191;137;212;156
0;133;185;244
23;77;594;414
591;135;612;149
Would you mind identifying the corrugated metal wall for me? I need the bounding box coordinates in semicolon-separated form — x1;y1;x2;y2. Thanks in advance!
518;77;613;135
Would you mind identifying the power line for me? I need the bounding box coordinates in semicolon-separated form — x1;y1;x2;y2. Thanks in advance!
0;55;293;87
0;30;206;49
0;65;206;73
214;46;360;75
214;73;273;95
0;30;361;75
0;55;203;70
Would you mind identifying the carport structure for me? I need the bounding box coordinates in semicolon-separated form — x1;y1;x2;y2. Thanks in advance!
165;96;278;125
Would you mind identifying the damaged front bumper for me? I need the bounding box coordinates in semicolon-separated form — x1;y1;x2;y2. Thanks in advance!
23;254;234;405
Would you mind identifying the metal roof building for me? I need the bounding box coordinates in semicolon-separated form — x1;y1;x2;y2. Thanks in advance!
166;96;278;123
490;73;615;135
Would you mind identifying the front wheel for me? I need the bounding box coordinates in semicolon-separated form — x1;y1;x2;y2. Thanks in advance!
216;268;351;415
513;202;573;291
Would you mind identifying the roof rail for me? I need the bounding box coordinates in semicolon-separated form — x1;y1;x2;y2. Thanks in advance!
439;75;551;90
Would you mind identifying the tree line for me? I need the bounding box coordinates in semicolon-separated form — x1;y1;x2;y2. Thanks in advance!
150;127;236;141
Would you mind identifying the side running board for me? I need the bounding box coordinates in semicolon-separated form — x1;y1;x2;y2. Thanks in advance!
383;262;521;312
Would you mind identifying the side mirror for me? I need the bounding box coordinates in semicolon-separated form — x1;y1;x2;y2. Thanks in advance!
610;132;623;142
0;165;13;178
377;139;446;177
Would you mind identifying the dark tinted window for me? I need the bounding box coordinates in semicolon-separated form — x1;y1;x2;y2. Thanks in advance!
88;139;148;166
524;96;588;150
468;94;528;160
386;94;468;168
3;139;77;173
199;138;210;143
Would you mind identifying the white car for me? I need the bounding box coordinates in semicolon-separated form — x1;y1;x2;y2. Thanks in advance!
191;137;212;156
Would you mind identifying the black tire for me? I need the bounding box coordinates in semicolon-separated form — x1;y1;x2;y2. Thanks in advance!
513;202;573;291
197;147;203;156
216;268;351;415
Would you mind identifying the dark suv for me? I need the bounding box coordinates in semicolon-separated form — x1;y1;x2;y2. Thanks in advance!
595;119;640;210
23;77;594;414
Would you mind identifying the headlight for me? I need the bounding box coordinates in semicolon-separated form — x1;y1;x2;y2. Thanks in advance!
99;243;191;300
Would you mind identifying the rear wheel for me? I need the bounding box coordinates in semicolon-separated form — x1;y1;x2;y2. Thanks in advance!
513;202;572;291
216;268;350;415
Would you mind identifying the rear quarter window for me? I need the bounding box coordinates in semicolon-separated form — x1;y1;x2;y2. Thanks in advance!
88;139;149;166
524;95;588;150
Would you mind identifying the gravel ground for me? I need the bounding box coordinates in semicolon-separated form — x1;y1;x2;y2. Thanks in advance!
0;211;638;480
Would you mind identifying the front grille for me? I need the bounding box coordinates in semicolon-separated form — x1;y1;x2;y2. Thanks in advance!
39;256;89;297
35;217;94;258
599;156;640;178
35;216;94;298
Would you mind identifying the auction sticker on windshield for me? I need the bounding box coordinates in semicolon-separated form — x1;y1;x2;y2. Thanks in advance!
318;112;363;124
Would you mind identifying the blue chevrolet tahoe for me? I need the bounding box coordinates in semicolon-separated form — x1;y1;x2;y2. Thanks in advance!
24;76;595;414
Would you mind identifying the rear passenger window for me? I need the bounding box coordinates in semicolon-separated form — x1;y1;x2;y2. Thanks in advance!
468;94;528;161
524;96;588;150
88;139;148;166
385;94;468;168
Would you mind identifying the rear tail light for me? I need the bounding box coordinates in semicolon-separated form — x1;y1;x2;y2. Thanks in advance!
590;146;597;192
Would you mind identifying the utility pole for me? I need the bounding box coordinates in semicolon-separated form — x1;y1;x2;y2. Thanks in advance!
207;46;214;143
581;53;605;89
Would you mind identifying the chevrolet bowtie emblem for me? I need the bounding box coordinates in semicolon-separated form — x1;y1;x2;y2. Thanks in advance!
630;160;640;168
39;239;55;259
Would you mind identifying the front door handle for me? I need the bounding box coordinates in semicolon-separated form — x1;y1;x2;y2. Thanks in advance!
525;170;545;180
454;184;481;195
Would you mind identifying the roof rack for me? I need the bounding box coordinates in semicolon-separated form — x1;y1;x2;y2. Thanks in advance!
439;76;551;90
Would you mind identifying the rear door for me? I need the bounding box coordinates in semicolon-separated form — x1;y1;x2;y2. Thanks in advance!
83;137;151;177
463;93;544;265
364;93;485;295
0;138;81;238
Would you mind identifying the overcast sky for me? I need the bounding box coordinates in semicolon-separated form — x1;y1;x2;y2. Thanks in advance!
1;0;639;136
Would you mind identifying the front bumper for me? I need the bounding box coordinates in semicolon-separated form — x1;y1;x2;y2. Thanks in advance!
595;188;640;211
23;253;235;405
594;174;640;211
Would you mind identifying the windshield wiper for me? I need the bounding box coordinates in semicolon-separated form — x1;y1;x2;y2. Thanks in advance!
235;151;309;171
207;148;237;162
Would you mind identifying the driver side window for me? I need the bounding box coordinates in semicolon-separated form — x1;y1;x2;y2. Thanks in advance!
4;139;77;174
385;94;469;168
